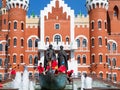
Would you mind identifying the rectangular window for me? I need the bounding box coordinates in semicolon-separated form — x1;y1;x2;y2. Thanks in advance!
55;24;60;29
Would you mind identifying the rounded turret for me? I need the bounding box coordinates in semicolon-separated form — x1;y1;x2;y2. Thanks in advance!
6;0;29;11
86;0;109;11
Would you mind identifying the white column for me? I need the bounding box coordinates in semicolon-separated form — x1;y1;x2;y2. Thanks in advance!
39;51;45;66
40;11;44;42
68;50;78;76
70;11;75;42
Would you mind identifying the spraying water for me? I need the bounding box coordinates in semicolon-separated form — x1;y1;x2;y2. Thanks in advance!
22;69;29;90
12;68;35;90
12;72;22;90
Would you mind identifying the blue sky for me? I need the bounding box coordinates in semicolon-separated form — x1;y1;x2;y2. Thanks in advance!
27;0;88;16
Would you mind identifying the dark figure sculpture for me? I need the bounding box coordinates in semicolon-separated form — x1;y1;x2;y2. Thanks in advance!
58;46;68;70
44;44;56;70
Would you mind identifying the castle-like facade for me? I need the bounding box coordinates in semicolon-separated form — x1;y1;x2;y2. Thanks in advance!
0;0;120;83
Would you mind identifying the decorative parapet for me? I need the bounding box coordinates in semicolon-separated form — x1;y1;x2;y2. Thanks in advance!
26;15;40;28
75;14;89;28
86;0;109;11
6;0;29;11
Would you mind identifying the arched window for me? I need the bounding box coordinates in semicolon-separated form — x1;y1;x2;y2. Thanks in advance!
21;39;24;47
20;56;23;63
107;43;110;50
28;39;32;47
0;58;2;66
29;55;32;64
34;56;38;66
14;22;17;29
13;55;16;63
54;35;61;44
35;39;39;47
0;44;3;51
98;21;101;29
8;23;10;30
107;58;111;66
21;23;24;30
77;55;80;64
4;19;6;24
76;39;80;47
66;37;69;43
99;55;102;63
91;38;94;46
98;37;102;45
91;22;94;29
105;38;107;46
114;6;118;17
82;39;87;47
112;58;116;67
46;37;49;43
92;55;95;63
99;73;103;79
112;43;116;51
83;55;86;64
105;22;107;29
14;38;17;46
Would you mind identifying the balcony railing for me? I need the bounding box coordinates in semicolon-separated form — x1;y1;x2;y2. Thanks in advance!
38;41;77;50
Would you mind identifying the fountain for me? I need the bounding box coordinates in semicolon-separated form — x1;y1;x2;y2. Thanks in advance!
10;69;34;90
12;72;22;90
80;73;93;90
22;70;29;90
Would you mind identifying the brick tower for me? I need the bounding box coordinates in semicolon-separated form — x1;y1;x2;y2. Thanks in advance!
86;0;109;78
6;0;29;70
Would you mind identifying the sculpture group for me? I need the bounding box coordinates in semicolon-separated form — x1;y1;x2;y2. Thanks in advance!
40;44;70;90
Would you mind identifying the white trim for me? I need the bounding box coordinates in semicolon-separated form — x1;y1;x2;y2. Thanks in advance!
13;20;18;22
27;35;39;41
6;0;29;11
98;53;103;55
0;40;6;44
75;35;88;43
91;53;95;56
99;71;103;74
13;53;17;56
20;54;24;56
91;20;95;23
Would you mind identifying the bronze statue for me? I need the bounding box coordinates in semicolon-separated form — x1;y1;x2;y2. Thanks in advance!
58;46;68;70
44;44;56;70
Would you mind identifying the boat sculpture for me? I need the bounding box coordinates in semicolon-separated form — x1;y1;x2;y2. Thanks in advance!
39;71;67;90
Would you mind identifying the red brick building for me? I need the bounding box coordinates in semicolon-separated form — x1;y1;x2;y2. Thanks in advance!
0;0;120;83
